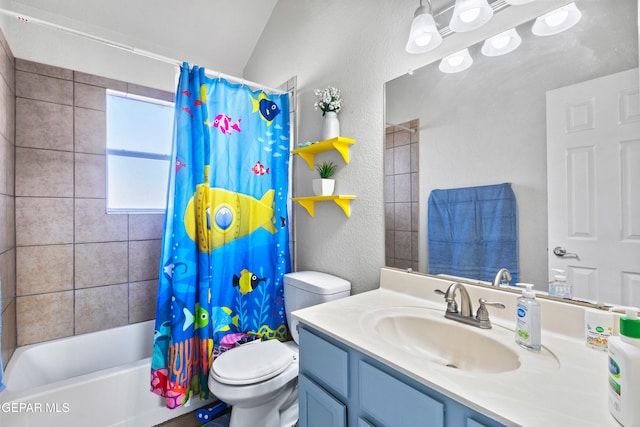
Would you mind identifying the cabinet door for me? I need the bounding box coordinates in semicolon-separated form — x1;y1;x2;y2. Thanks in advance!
359;361;444;427
299;374;347;427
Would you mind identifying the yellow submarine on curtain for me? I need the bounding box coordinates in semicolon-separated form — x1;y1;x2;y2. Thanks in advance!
150;63;291;409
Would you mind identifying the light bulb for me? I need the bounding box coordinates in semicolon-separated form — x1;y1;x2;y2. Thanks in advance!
415;33;432;47
544;9;569;27
447;55;465;67
460;8;481;23
491;35;510;49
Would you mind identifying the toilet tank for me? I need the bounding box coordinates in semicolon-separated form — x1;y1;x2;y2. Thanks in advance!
284;271;351;344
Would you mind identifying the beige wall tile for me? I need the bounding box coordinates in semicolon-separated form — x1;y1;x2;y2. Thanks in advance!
16;291;73;346
74;72;127;92
74;198;128;243
17;245;73;295
0;72;15;145
1;248;16;311
16;71;73;105
16;148;74;197
74;107;105;154
129;239;161;282
0;136;8;194
75;284;128;334
74;82;105;111
75;153;105;198
16;59;72;80
75;242;128;289
16;98;73;150
1;300;16;367
129;280;157;323
129;214;164;240
0;194;16;252
16;197;74;246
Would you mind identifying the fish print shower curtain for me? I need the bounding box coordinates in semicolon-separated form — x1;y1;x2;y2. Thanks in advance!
151;63;291;409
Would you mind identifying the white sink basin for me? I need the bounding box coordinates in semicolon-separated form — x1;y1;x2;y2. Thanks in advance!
360;306;521;373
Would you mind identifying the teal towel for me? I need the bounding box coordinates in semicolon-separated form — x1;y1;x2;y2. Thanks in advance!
427;183;519;283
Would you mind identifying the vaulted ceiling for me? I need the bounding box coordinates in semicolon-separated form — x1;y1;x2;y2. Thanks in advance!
7;0;278;75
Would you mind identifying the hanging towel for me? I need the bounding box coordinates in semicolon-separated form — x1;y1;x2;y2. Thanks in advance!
427;183;519;283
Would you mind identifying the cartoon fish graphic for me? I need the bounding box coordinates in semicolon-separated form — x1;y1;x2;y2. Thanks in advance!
182;303;209;331
212;114;241;135
184;187;278;253
176;158;187;173
181;90;191;97
211;306;239;333
181;106;193;117
251;161;270;176
250;93;281;126
232;269;266;295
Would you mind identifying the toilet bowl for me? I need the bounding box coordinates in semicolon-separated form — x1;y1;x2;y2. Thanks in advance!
208;340;299;427
208;271;351;427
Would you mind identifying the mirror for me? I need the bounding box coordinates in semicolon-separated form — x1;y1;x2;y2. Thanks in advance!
385;0;639;306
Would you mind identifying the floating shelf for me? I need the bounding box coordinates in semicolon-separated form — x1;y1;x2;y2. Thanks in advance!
291;195;356;218
291;137;356;170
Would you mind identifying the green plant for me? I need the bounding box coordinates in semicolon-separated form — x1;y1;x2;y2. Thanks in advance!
316;161;337;179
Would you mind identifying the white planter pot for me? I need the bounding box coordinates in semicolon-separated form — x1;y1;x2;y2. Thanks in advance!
321;111;340;140
312;178;335;196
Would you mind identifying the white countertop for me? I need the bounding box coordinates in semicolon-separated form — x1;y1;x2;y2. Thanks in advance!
293;268;619;427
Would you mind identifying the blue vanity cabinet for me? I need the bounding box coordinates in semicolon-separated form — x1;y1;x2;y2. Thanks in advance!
298;324;506;427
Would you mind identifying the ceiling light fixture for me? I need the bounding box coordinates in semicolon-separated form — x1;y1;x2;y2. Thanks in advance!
481;28;522;56
439;48;473;73
531;2;582;36
406;0;443;54
449;0;494;33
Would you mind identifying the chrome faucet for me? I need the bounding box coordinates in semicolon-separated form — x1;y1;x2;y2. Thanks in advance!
492;268;512;287
435;282;505;329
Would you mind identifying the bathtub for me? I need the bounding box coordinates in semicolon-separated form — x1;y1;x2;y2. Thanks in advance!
0;320;214;426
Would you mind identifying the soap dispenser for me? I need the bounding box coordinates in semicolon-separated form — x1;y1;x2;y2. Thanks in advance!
549;269;572;299
515;283;541;351
608;308;640;426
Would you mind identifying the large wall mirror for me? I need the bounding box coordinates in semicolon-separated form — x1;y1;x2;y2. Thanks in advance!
385;0;639;307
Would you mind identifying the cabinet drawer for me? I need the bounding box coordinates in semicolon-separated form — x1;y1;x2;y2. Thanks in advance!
299;326;349;398
299;374;347;427
359;361;444;427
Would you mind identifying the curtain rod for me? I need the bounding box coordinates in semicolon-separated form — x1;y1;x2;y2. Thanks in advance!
0;8;286;94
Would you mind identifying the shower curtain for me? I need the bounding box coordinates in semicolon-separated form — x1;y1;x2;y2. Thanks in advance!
150;63;291;409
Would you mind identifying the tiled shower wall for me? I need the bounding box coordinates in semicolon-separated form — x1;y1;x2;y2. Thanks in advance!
384;120;419;271
12;59;173;347
0;29;16;369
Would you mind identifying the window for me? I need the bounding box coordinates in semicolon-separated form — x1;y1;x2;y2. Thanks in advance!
106;90;174;213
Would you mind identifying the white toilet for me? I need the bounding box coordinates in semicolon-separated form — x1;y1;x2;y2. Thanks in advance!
208;271;351;427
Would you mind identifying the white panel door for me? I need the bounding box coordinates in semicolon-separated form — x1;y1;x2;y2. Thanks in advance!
547;68;640;306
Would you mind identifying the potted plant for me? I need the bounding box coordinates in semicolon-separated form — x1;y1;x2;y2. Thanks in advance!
313;161;337;196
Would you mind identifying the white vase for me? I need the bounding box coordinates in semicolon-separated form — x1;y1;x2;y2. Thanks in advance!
312;178;335;196
321;111;340;140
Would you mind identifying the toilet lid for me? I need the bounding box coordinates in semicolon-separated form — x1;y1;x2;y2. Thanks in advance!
212;339;295;385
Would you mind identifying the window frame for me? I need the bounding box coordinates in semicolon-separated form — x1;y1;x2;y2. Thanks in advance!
105;90;174;214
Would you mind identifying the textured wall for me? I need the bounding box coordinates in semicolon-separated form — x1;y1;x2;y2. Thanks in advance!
244;0;633;294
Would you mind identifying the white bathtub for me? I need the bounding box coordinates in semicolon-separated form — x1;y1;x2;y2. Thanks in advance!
0;320;214;426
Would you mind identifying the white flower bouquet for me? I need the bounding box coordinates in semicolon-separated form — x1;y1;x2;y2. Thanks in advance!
313;86;342;116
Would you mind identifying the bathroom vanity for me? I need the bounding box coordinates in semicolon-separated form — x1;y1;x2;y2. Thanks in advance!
293;267;619;427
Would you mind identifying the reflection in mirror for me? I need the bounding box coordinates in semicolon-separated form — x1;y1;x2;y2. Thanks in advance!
385;0;639;307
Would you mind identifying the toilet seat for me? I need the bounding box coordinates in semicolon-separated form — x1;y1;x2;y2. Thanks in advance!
211;340;295;385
